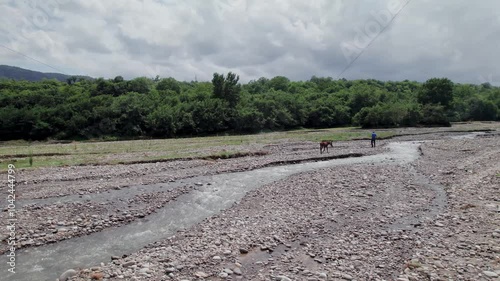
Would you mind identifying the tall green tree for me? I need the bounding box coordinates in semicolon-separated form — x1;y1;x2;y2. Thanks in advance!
418;78;454;108
212;72;241;107
268;76;290;91
156;77;181;94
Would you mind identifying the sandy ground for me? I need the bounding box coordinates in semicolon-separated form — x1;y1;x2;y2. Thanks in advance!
1;126;499;281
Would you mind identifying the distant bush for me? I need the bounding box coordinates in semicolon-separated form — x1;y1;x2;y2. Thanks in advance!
353;102;423;128
468;98;498;121
419;104;451;127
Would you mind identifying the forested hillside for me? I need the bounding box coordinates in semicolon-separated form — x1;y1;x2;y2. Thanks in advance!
0;74;498;141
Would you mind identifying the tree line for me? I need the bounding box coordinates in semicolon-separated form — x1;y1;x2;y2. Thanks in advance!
0;74;498;141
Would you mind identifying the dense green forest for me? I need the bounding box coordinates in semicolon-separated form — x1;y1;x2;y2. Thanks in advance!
0;73;499;141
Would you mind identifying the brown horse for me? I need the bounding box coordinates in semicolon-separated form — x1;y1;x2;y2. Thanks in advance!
320;140;333;154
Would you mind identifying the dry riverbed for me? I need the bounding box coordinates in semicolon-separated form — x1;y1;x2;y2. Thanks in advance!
0;126;498;281
70;133;497;281
396;134;500;281
74;164;435;281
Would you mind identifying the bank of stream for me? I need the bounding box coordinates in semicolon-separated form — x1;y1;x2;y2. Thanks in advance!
1;141;447;281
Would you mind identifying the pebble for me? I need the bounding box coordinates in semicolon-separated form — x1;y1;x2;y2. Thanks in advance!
233;267;242;275
223;268;233;274
341;273;353;280
194;271;209;278
483;271;499;278
122;261;136;267
59;269;77;281
165;267;176;273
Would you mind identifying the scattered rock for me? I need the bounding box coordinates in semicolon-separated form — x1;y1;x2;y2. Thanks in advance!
233;267;242;275
165;267;176;273
194;271;209;278
483;271;499;278
90;272;104;280
59;269;77;281
122;261;136;267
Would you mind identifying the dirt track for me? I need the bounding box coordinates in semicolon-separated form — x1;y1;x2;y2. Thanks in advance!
1;126;499;281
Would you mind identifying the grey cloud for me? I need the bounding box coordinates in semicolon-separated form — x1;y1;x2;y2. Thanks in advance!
66;37;113;54
0;0;499;85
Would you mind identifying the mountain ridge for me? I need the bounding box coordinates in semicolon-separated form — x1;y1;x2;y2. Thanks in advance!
0;65;92;82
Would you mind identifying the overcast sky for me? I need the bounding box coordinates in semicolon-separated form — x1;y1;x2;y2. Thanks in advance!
1;0;499;84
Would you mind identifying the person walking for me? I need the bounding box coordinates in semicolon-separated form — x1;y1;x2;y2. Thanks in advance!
371;131;377;147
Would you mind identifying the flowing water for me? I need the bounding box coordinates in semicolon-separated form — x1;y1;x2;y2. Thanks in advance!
1;141;441;281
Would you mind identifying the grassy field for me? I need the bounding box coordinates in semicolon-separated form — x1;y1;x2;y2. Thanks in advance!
0;122;497;170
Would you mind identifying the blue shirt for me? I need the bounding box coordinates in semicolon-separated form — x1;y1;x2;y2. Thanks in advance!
371;133;376;140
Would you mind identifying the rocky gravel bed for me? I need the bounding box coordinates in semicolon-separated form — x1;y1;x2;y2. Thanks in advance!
395;136;500;281
2;126;498;281
0;186;194;255
13;129;497;201
0;138;385;270
66;134;499;281
70;163;437;281
13;140;388;200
